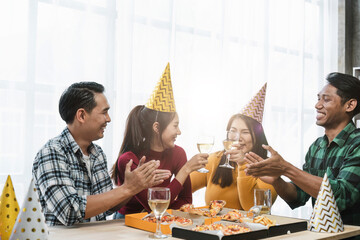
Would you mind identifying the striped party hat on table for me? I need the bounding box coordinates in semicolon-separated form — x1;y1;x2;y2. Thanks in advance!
145;63;176;113
10;179;49;240
241;83;267;124
309;173;344;233
0;175;20;240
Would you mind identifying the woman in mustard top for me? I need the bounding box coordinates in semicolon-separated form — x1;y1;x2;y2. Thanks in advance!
190;113;277;210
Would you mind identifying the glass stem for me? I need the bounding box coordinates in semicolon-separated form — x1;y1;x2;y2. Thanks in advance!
226;153;231;165
155;216;162;236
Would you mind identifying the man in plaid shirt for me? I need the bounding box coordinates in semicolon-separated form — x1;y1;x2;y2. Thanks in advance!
245;72;360;226
32;82;171;226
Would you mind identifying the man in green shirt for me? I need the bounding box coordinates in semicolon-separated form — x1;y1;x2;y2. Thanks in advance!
245;72;360;226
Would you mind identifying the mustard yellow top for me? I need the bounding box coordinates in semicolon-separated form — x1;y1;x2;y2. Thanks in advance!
190;151;277;210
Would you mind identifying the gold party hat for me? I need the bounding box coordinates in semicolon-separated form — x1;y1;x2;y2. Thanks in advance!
0;175;20;240
10;179;49;240
241;83;267;123
309;173;344;233
145;63;176;112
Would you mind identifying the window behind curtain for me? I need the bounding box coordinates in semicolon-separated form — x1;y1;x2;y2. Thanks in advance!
0;0;337;220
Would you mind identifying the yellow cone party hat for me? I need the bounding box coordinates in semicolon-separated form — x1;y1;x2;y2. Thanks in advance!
10;179;49;240
309;173;344;233
0;175;20;240
145;63;176;112
241;83;267;124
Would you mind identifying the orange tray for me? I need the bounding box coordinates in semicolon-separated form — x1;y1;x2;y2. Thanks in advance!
125;207;221;234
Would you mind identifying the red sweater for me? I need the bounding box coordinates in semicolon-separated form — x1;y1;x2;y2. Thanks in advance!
116;145;192;214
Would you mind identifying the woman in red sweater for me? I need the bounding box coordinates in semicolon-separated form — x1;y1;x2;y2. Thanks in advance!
111;64;208;218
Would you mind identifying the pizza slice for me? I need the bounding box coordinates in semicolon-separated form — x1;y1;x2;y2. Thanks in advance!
174;216;193;227
222;224;250;235
179;203;195;212
142;216;157;223
221;209;243;221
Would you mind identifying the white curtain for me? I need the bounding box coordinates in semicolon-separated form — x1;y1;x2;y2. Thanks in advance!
0;0;337;220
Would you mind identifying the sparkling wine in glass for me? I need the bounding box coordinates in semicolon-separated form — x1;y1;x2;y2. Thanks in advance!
219;130;240;169
148;187;171;239
196;135;214;173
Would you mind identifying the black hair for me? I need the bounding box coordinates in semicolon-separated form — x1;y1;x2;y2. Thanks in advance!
212;114;268;188
111;106;176;185
59;82;105;124
326;72;360;116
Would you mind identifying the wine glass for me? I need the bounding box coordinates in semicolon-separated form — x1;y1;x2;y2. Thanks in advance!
196;135;214;173
148;187;171;239
219;130;240;169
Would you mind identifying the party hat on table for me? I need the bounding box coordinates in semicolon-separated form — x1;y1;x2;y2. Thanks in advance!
10;179;49;240
240;83;267;124
309;173;344;233
0;175;20;240
145;63;176;113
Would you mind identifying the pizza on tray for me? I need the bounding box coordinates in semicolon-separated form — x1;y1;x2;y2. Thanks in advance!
179;200;226;217
192;223;250;235
142;215;193;227
221;224;251;235
221;209;244;221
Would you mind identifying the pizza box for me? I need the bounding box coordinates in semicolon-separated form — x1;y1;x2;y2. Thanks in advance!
172;214;308;239
124;209;216;235
172;220;268;240
265;214;308;237
215;208;308;236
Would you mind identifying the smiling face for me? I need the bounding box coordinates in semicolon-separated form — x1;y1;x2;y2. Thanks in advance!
161;113;181;149
315;84;349;130
83;93;111;141
229;117;254;153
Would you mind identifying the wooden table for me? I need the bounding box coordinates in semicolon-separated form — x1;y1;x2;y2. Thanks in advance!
49;219;360;240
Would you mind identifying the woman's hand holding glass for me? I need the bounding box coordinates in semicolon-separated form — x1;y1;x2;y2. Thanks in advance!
196;135;214;173
225;143;246;166
220;130;240;169
186;153;209;173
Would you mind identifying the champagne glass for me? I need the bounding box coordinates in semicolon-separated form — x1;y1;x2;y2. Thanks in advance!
148;187;171;239
196;135;214;173
219;130;240;169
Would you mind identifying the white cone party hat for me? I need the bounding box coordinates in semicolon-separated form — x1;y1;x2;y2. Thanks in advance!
309;173;344;232
9;179;49;240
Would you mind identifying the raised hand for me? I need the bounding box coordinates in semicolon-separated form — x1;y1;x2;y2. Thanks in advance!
123;157;163;192
244;145;288;182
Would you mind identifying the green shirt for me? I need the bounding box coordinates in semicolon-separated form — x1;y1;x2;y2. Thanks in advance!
288;121;360;226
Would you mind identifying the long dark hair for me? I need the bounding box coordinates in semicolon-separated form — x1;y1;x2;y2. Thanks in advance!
211;114;268;188
111;105;176;185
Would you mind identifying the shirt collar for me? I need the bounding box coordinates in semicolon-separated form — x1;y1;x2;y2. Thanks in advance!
320;121;356;148
61;127;98;158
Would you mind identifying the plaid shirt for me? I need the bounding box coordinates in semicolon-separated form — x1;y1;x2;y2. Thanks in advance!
32;128;113;226
288;122;360;225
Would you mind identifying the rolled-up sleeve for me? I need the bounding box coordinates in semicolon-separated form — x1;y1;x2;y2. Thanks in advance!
34;147;87;226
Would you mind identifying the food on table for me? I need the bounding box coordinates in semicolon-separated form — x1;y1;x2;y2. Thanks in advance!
143;215;193;226
192;223;226;231
192;223;250;235
179;200;226;217
253;215;276;227
221;209;244;221
209;200;226;210
179;203;194;212
221;224;251;235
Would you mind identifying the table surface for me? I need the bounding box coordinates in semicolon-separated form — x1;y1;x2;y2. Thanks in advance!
49;219;360;240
